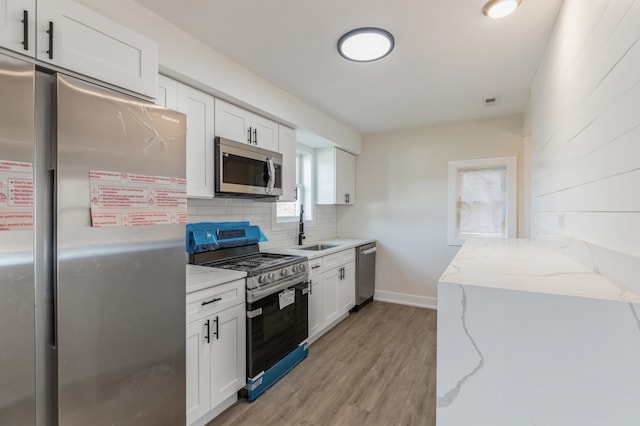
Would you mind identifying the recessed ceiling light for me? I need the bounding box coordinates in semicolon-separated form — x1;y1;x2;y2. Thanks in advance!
483;0;522;19
337;27;395;62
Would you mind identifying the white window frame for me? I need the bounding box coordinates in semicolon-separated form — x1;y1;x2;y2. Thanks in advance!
272;144;315;229
447;156;517;246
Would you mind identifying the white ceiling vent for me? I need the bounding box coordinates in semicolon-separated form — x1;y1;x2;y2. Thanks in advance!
483;97;498;107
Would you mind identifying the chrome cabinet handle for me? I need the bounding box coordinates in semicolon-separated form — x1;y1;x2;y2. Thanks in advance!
247;126;252;143
253;128;257;144
204;319;210;343
213;316;219;340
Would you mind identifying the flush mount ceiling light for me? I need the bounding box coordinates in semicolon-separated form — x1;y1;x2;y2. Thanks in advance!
337;27;395;62
483;0;522;19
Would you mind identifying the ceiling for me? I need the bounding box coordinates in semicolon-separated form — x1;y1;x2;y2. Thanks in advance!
133;0;563;136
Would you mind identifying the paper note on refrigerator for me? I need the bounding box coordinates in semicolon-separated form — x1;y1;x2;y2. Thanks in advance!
89;170;187;227
0;160;34;231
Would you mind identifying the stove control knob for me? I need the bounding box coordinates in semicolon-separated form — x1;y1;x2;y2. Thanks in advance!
292;265;299;273
281;268;289;277
268;273;275;281
299;264;306;272
258;275;267;284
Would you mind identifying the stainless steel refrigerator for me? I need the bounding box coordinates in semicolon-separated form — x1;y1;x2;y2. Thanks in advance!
0;52;186;425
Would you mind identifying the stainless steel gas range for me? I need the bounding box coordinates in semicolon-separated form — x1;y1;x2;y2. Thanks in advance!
188;225;310;401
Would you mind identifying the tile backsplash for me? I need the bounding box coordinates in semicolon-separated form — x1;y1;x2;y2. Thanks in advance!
187;198;338;250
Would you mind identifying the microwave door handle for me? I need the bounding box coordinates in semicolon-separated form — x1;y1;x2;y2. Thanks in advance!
266;157;275;194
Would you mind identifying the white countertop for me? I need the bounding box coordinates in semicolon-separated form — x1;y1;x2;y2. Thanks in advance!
439;238;640;303
265;237;375;260
186;264;247;294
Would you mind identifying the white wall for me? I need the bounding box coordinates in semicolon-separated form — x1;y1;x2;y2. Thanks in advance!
530;0;640;294
337;116;525;307
76;0;361;154
187;199;337;251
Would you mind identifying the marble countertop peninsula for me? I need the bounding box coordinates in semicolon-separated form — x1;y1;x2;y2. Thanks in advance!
439;238;640;303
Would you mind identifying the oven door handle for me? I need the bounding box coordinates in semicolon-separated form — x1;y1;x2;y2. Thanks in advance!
265;157;275;194
247;277;310;303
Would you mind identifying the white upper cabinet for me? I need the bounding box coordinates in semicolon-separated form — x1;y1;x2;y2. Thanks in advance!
316;148;356;205
1;0;158;97
156;74;178;110
177;83;215;198
214;98;278;151
0;0;36;55
278;124;297;202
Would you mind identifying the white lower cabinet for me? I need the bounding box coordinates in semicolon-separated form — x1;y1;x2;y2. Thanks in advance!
186;319;209;423
338;261;356;313
186;279;246;426
307;259;323;339
308;248;356;342
322;267;340;326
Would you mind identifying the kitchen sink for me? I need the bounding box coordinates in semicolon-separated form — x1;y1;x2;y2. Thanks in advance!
298;244;338;251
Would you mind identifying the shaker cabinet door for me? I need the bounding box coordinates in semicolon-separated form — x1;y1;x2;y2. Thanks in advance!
36;0;158;97
177;83;215;198
209;304;246;409
186;319;211;425
339;261;356;313
278;124;297;202
0;0;36;55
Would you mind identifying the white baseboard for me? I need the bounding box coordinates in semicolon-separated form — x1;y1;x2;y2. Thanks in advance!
374;290;437;310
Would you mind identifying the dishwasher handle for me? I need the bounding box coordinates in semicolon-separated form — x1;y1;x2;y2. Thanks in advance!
360;247;377;256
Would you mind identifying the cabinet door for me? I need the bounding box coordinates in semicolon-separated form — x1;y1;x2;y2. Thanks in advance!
278;124;297;202
186;319;211;425
209;303;246;410
178;84;215;198
36;0;158;97
308;277;323;340
339;261;356;314
251;114;278;151
214;98;251;144
156;74;178;110
0;0;35;55
335;149;356;205
323;267;340;325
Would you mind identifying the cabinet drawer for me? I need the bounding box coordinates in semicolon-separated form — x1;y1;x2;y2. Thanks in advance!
186;279;245;322
323;248;355;271
308;258;323;278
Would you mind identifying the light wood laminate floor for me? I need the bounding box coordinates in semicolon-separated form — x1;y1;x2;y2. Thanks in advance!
208;301;437;426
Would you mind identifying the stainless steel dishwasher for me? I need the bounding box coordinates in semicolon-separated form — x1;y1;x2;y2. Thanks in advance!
354;242;376;310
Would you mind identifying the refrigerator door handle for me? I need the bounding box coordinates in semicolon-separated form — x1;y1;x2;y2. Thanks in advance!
50;168;57;348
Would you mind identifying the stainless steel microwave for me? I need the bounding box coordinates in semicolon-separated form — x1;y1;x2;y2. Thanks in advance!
215;136;283;198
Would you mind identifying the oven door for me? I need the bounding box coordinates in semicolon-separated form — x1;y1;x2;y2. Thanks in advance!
215;137;283;197
246;280;308;378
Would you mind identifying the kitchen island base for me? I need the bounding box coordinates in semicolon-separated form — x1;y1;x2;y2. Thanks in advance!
436;239;640;426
